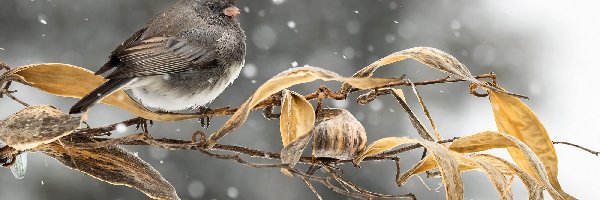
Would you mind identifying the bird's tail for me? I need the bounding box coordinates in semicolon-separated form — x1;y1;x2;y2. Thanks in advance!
69;78;133;114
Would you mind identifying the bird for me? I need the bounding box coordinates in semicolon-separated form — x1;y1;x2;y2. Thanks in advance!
69;0;246;115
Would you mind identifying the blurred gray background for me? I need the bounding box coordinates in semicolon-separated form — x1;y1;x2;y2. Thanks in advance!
1;0;598;199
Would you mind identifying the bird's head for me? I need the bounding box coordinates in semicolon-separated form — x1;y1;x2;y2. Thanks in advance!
192;0;241;23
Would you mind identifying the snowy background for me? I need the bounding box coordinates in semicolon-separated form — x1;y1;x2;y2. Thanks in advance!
1;0;599;199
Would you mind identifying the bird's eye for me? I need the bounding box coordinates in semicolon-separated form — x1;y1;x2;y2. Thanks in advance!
207;4;218;10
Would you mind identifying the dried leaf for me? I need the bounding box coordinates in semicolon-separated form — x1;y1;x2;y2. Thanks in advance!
10;153;27;179
311;108;367;160
280;108;367;169
0;105;81;150
407;152;483;176
279;90;315;147
489;90;572;199
206;66;401;148
409;82;443;141
470;155;514;200
415;152;515;200
401;152;518;200
389;88;435;141
342;47;524;98
1;63;199;121
37;141;179;200
473;154;544;200
279;90;315;170
280;133;312;168
447;131;563;199
354;137;463;200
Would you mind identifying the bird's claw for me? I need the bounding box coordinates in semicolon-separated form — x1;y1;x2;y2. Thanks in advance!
197;106;212;129
135;118;153;133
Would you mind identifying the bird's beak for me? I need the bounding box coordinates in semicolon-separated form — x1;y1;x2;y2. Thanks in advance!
224;6;241;17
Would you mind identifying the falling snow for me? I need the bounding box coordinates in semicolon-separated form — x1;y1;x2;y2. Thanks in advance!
243;63;257;78
385;34;396;43
227;187;239;199
389;1;399;10
346;20;360;34
149;147;169;160
188;181;206;199
450;20;462;30
342;47;355;60
38;16;47;25
332;99;349;108
287;21;296;29
115;123;127;133
369;99;384;111
252;25;277;50
272;0;286;5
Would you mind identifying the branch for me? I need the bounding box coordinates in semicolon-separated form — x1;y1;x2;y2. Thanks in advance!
0;66;535;199
553;141;599;156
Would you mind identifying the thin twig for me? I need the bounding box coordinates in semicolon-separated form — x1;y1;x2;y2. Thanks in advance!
3;92;29;107
553;141;599;156
325;166;416;199
302;177;324;200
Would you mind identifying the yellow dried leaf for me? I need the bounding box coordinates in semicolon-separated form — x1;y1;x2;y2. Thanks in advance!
403;152;523;200
489;90;573;199
418;152;515;200
279;90;315;147
343;47;523;98
408;153;478;176
0;105;81;150
447;131;563;199
206;66;401;148
473;154;544;200
354;137;463;200
37;141;179;200
470;155;514;200
2;63;199;121
278;90;316;171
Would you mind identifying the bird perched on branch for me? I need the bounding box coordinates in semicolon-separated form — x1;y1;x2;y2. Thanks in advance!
70;0;246;115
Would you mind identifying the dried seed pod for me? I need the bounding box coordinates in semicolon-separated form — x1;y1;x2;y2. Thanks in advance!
312;108;367;160
0;105;81;151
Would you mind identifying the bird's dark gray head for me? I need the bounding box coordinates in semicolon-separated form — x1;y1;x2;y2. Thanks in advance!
188;0;240;25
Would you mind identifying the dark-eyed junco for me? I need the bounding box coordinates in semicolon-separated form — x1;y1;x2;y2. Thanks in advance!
70;0;246;114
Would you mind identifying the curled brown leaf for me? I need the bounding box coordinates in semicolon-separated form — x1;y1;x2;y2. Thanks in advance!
36;140;179;200
0;105;81;151
279;90;315;147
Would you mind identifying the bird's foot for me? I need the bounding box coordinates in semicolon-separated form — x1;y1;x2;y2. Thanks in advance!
197;106;212;129
135;117;153;133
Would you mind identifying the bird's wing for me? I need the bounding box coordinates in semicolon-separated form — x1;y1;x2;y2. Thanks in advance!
95;28;148;75
102;36;217;79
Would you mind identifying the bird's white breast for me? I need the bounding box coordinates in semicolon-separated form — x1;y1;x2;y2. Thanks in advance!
126;62;244;111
